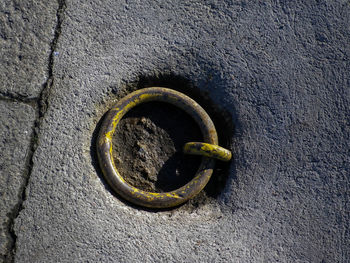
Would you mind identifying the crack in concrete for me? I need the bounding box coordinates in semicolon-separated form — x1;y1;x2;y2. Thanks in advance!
1;110;39;263
3;1;67;262
39;0;67;118
0;92;38;105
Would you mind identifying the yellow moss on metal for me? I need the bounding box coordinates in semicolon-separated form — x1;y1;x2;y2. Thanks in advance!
97;87;223;208
183;142;232;161
104;93;157;144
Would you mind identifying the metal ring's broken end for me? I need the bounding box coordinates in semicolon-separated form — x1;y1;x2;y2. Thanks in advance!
184;142;232;162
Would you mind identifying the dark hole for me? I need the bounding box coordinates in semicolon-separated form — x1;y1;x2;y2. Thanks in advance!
134;74;234;199
112;101;203;192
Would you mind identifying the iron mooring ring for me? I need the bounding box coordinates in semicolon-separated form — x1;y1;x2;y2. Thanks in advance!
97;87;232;208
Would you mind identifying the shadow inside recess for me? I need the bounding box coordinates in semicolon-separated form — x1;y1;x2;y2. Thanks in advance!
90;73;234;210
112;101;203;193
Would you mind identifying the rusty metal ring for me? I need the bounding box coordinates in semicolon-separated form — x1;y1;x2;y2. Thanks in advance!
97;87;231;208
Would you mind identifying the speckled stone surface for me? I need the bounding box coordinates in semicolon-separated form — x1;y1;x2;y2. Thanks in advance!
11;0;350;262
0;101;35;261
0;0;57;98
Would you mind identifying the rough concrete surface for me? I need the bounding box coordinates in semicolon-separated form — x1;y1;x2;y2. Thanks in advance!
2;0;348;262
0;101;36;261
0;0;57;98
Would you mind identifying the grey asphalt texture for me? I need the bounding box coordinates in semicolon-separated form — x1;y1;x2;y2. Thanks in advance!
1;0;350;262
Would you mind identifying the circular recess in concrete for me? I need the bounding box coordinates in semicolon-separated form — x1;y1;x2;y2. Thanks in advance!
96;87;231;208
